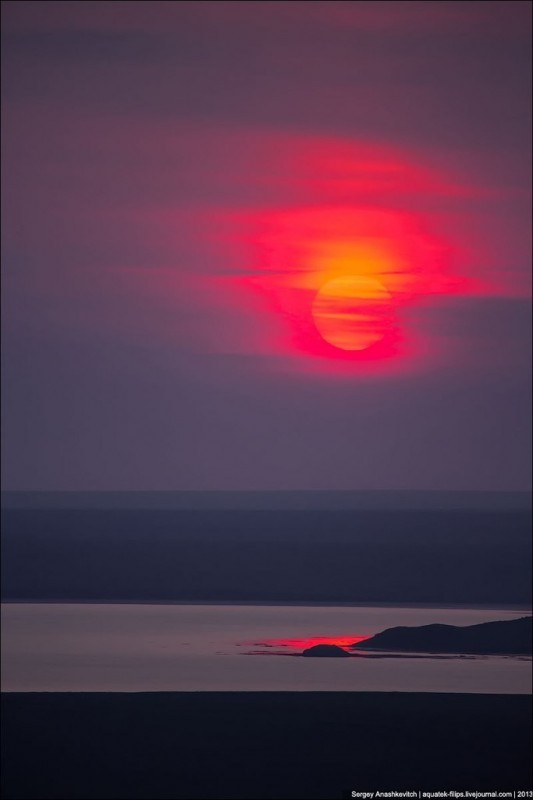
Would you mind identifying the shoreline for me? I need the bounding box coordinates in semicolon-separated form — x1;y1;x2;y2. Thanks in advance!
2;599;532;611
2;687;533;694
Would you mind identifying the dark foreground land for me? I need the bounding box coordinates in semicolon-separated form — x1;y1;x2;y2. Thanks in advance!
2;693;531;800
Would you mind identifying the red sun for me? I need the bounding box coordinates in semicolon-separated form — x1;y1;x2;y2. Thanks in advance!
222;206;457;370
312;274;393;351
209;137;481;373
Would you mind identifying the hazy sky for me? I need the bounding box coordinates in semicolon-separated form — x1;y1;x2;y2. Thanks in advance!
2;0;531;491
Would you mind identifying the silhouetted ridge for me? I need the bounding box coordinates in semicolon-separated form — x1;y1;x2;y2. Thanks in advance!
352;616;532;655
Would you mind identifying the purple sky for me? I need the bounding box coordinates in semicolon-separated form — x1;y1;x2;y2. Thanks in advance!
1;1;531;491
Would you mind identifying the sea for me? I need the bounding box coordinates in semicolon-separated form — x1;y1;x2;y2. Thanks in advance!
2;602;531;693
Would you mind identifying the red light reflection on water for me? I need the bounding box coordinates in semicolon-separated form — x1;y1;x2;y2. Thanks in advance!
244;635;369;650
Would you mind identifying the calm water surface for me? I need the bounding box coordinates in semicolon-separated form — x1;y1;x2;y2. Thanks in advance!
1;603;530;693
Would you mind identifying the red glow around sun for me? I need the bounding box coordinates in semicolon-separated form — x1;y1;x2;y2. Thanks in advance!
210;138;482;374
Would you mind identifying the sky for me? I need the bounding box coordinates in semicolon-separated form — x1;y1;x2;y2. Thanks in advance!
1;0;531;492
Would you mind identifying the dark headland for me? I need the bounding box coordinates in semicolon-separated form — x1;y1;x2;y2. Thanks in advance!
2;692;532;799
352;616;533;655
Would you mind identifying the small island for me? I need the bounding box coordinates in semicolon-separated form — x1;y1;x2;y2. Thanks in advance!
351;616;532;656
302;644;351;657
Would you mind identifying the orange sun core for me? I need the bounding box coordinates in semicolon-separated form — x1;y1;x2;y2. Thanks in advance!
312;274;392;351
